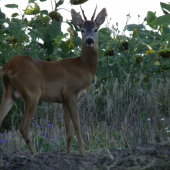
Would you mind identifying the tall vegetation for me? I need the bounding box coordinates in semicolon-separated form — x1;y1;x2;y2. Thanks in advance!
0;0;170;153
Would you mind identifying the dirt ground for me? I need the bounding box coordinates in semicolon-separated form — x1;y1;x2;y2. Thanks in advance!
1;142;170;170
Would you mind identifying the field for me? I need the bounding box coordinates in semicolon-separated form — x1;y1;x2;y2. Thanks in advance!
1;1;170;169
1;77;170;169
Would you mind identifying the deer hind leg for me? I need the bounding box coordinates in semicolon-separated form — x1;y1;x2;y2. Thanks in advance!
64;95;86;156
62;103;74;155
0;79;16;127
19;95;39;156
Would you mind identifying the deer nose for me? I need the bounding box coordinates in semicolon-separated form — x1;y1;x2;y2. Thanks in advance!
85;38;94;45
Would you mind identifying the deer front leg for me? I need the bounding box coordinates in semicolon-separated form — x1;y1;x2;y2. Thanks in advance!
62;103;74;155
65;96;86;156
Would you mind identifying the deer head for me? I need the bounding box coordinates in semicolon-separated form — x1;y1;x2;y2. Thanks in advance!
71;6;107;47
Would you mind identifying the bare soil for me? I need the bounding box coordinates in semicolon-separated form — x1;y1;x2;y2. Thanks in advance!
1;142;170;170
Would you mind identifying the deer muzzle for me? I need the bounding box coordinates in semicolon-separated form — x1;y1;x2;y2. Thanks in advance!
85;38;94;46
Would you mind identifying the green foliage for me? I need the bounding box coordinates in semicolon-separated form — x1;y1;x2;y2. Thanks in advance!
25;3;40;15
55;0;64;8
146;11;158;29
160;2;170;15
70;0;89;5
151;14;170;26
49;11;63;23
35;136;54;152
11;13;19;18
43;22;61;41
1;1;170;91
95;3;170;87
5;4;18;9
0;9;5;19
158;49;170;58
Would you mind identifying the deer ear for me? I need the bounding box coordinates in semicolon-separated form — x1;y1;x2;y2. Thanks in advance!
95;8;107;28
71;9;84;29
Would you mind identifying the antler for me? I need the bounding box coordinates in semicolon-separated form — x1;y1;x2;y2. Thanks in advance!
91;5;97;21
80;5;87;21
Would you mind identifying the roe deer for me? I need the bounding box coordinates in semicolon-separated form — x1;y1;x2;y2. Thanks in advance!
0;6;107;156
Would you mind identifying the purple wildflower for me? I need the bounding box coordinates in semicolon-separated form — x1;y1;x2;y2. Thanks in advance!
47;124;52;128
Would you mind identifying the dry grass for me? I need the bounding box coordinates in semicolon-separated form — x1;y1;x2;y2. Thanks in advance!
0;75;170;154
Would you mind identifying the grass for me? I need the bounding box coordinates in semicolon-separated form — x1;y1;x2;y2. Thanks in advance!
0;74;170;154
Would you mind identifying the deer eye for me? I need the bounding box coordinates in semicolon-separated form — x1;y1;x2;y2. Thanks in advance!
81;29;85;33
94;29;98;32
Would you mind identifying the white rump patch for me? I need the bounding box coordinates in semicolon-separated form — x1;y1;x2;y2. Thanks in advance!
77;90;87;100
13;90;21;99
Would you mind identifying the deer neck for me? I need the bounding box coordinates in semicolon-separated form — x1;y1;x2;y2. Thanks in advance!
80;43;99;77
